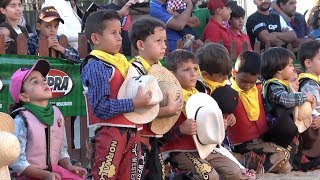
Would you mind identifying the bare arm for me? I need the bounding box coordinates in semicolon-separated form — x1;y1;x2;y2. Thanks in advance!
21;166;55;180
166;0;194;31
271;1;291;22
258;30;285;46
273;29;297;43
187;16;200;28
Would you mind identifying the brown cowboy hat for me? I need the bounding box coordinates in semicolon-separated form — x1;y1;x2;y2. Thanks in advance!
294;101;313;133
148;65;183;135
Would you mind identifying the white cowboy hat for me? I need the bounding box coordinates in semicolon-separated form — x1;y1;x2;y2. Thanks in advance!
0;131;20;180
118;66;163;124
186;93;225;159
148;65;183;135
294;101;313;133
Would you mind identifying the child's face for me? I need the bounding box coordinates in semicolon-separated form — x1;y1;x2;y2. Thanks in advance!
234;72;259;91
0;0;23;21
289;73;299;92
20;71;52;105
173;60;198;90
92;19;122;54
204;72;228;83
280;58;295;81
139;27;167;63
229;16;244;31
306;50;320;76
36;19;59;38
220;6;232;21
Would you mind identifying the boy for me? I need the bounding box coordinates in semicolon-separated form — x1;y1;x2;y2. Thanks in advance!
163;48;245;180
28;6;80;64
81;10;152;179
202;0;235;52
228;4;252;56
129;17;183;179
228;51;291;173
298;40;320;163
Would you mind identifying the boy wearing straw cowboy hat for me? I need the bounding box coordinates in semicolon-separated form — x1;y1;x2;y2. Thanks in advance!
81;10;156;179
228;51;292;174
162;49;255;180
129;17;183;179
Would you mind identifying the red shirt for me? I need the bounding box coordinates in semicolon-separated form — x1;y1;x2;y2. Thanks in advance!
202;18;233;52
228;28;253;57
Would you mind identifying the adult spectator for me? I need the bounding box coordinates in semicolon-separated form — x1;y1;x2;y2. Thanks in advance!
192;0;210;38
42;0;82;50
101;0;137;56
149;0;200;52
246;0;296;50
305;0;320;30
271;0;310;43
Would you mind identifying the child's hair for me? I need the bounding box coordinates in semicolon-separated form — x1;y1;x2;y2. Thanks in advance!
166;49;198;72
230;5;245;19
196;42;231;75
84;9;121;45
298;40;320;70
0;0;20;8
235;51;261;75
129;18;166;50
276;0;290;6
261;47;296;80
311;9;320;29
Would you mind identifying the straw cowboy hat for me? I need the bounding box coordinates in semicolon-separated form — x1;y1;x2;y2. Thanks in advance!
148;65;183;135
186;93;225;159
118;66;163;124
294;101;313;133
0;113;20;179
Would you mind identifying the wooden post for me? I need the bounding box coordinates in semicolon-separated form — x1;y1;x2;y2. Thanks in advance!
38;36;49;57
242;41;249;51
80;116;89;166
16;34;27;55
0;34;5;54
78;33;89;59
230;40;237;60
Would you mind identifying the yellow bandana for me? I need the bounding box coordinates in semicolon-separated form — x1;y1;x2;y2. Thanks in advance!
182;87;199;116
298;73;320;84
90;50;130;78
202;78;227;94
230;78;260;121
265;78;290;91
130;56;161;72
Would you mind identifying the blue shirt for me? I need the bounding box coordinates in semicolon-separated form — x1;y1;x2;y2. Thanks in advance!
310;29;320;39
150;0;181;52
80;58;134;120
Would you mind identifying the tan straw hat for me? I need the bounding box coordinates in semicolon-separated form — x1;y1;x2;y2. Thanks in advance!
148;65;183;135
118;66;163;124
294;101;313;133
186;93;225;159
0;131;20;179
0;112;15;133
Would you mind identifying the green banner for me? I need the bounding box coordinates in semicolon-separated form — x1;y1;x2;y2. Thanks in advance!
0;54;86;116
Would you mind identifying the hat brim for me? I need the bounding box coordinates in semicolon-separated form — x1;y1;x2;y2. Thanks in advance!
294;103;313;133
0;113;15;133
40;17;64;24
186;93;225;159
24;59;50;82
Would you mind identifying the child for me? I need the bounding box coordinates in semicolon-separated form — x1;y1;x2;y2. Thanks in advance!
261;47;315;150
228;4;252;56
81;10;153;179
162;49;246;180
298;40;320;162
228;51;291;173
202;0;234;52
289;71;299;92
129;17;183;179
28;6;80;64
0;0;28;54
9;59;87;179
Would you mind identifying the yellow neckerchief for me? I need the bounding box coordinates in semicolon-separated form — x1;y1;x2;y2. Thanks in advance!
130;56;161;72
90;50;130;78
298;73;320;84
202;77;227;94
264;78;290;91
182;87;199;116
230;77;260;121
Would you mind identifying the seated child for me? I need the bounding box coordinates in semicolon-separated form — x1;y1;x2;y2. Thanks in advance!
261;47;315;155
289;71;299;92
228;51;291;173
9;59;87;179
162;48;250;180
28;6;80;64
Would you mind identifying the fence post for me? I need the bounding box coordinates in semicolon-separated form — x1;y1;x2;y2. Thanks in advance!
78;33;89;59
242;41;249;51
38;36;49;57
230;40;237;60
16;34;27;55
58;35;69;59
0;35;5;54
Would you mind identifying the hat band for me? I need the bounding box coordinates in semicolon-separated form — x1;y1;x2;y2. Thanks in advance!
195;106;205;145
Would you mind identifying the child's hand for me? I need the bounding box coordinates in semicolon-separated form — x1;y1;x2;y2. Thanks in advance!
223;113;236;129
306;93;316;108
179;119;197;135
167;93;183;115
44;172;60;180
133;86;153;109
67;165;87;178
311;116;320;129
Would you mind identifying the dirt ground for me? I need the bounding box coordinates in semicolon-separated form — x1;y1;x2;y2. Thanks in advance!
257;170;320;180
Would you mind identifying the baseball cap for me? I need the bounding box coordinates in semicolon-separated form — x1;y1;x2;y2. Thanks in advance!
207;0;237;11
211;85;239;114
37;6;64;24
9;59;50;103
